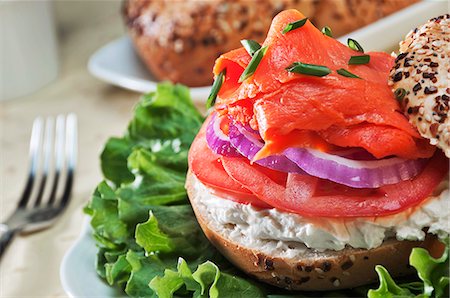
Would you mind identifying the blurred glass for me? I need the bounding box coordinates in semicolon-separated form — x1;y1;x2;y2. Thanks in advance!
0;0;58;101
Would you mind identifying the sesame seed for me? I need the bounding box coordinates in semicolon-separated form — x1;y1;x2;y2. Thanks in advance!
264;259;274;270
424;86;438;94
341;260;353;270
300;277;310;283
395;52;408;61
413;83;422;92
430;62;439;67
393;72;403;82
333;279;341;287
315;268;324;274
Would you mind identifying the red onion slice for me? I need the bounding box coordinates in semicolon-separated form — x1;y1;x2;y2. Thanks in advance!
228;122;304;173
283;148;427;188
208;114;428;188
206;113;240;157
226;118;427;188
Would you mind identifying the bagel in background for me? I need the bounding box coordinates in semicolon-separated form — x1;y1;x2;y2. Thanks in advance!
122;0;418;87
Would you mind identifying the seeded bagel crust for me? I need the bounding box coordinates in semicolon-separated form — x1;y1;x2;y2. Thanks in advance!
310;0;418;37
389;14;450;157
186;170;444;291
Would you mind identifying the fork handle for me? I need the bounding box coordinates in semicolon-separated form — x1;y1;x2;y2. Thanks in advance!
0;225;17;259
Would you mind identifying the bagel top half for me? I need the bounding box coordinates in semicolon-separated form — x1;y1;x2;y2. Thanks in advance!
389;14;450;157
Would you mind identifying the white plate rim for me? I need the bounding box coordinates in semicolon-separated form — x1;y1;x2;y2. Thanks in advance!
87;37;212;101
60;217;125;298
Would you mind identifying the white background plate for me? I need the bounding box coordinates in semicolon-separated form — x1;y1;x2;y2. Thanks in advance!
60;218;124;297
88;36;212;102
69;2;448;297
87;1;447;103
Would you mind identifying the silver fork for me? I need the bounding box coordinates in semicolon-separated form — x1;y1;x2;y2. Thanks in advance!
0;114;77;258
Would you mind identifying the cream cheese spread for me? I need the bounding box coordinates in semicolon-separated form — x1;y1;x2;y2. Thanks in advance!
191;175;449;254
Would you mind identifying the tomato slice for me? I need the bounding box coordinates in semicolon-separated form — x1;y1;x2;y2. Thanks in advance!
221;152;448;218
190;117;449;217
188;120;270;208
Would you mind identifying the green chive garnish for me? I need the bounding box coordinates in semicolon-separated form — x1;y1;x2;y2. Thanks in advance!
321;26;333;37
394;88;407;101
241;39;261;56
282;18;308;34
239;46;268;83
348;55;370;65
286;62;331;77
336;68;361;79
347;38;364;52
206;69;226;109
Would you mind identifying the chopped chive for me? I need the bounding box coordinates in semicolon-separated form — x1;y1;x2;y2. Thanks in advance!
336;68;361;79
321;26;333;37
348;54;370;65
394;88;407;101
206;69;226;109
286;62;331;77
347;38;364;52
282;18;308;34
241;39;261;56
239;46;268;83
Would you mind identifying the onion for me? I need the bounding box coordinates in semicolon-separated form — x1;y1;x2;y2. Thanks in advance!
228;121;304;173
284;148;427;188
226;118;428;188
205;113;240;157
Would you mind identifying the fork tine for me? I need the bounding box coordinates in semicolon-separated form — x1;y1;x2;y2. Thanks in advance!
47;115;65;206
58;114;77;208
18;117;44;208
34;117;54;206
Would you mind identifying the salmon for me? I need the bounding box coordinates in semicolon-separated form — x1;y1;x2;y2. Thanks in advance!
213;9;434;159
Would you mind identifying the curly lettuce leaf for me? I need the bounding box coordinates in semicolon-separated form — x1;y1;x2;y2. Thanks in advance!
128;83;203;146
125;251;170;297
369;243;449;298
86;181;129;246
368;266;414;298
410;243;449;298
150;258;266;298
100;137;134;186
136;211;174;254
135;205;209;258
105;254;131;286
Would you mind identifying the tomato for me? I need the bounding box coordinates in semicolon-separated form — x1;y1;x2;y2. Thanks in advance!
188;120;270;208
221;152;448;217
190;117;449;217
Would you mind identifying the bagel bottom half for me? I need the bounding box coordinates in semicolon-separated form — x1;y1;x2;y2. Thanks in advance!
186;170;444;291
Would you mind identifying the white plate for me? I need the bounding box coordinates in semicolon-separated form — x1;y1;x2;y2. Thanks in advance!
88;36;212;102
87;0;446;104
60;218;124;297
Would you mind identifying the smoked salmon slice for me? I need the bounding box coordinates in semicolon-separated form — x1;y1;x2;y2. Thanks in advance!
212;9;435;159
